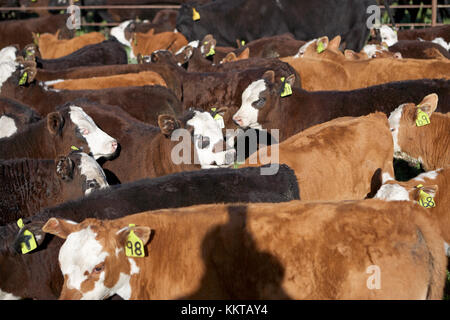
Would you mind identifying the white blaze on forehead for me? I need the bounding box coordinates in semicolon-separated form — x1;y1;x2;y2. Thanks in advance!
233;79;266;129
79;153;109;195
110;20;132;47
374;183;410;201
294;39;315;58
187;111;235;167
0;116;17;138
59;226;109;291
363;44;387;58
388;104;405;154
379;25;398;46
69;106;117;159
0;46;18;93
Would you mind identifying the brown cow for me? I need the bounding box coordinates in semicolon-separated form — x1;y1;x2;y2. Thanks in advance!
388;93;450;171
281;36;450;91
42;199;447;299
0;150;108;225
131;29;188;57
240;112;394;201
0;104;117;161
374;166;450;252
35;31;106;59
47;71;167;91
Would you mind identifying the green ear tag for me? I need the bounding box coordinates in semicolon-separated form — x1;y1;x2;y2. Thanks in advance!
17;218;37;254
206;47;215;57
280;77;292;98
71;146;80;151
415;108;430;127
317;41;325;53
416;185;435;208
125;224;145;258
192;8;200;21
18;72;28;86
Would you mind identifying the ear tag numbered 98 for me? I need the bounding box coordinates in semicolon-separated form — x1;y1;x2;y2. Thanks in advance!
17;218;37;254
125;224;145;257
280;77;292;98
415;107;430;127
416;184;436;208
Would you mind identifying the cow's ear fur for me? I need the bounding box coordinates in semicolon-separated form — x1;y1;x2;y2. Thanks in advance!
262;70;275;84
344;49;357;60
117;225;152;247
328;35;341;51
285;74;296;88
13;221;47;253
42;218;78;239
237;47;250;60
417;93;438;117
413;185;438;200
56;156;74;181
316;36;329;51
158;114;179;137
47;112;64;135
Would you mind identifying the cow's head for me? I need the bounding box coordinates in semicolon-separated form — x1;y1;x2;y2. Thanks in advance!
42;218;151;300
379;25;398;47
233;70;295;129
110;20;134;47
158;109;236;168
294;36;341;59
50;105;118;160
57;150;109;198
388;94;438;167
361;44;402;59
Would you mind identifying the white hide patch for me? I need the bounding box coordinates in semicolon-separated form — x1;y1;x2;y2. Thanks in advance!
69;106;117;159
59;226;109;292
0;289;21;300
79;152;109;195
294;39;315;58
233;79;266;129
175;40;199;56
0;115;17;138
431;37;450;51
379;25;398;46
382;172;395;184
414;169;442;182
110;20;133;47
187;111;235;168
363;44;388;58
388;104;405;154
445;242;450;257
0;46;18;93
374;183;410;201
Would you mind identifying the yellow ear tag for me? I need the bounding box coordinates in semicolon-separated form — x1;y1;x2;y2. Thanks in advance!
241;40;246;46
18;72;28;86
206;47;215;57
416;185;436;208
192;8;200;21
415;107;430;127
17;218;38;254
316;41;325;53
280;77;292;98
125;224;145;257
211;107;225;128
71;145;79;151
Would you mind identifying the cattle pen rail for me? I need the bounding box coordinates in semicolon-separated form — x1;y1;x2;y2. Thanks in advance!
0;2;449;28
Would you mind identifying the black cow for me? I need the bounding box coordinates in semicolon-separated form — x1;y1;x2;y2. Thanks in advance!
176;0;376;51
0;164;299;299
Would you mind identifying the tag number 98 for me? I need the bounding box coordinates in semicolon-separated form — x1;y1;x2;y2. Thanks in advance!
127;240;143;256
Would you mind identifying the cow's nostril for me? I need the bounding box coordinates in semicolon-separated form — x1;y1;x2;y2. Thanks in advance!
111;141;118;151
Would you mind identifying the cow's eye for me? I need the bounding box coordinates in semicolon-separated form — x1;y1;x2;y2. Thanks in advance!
254;97;266;108
93;264;104;273
80;128;89;135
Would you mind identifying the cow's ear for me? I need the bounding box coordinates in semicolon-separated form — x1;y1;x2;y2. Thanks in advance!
328;35;341;51
42;218;78;239
417;93;438;117
344;49;357;60
13;221;47;253
158;114;179;137
285;74;296;88
262;70;275;84
393;52;402;59
56;155;74;181
47;112;64;135
215;106;229;117
221;52;237;63
117;225;152;247
238;47;250;60
413;185;438;201
316;36;329;52
200;34;216;57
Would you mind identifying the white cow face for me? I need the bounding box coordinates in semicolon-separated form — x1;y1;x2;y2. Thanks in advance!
69;106;118;160
42;218;150;300
379;25;398;47
0;46;18;93
187;110;236;168
232;79;267;129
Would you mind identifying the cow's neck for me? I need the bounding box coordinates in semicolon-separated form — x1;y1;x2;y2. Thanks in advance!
0;121;54;159
0;159;62;222
146;133;200;177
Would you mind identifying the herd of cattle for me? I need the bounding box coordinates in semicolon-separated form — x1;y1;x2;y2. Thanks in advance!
0;0;449;300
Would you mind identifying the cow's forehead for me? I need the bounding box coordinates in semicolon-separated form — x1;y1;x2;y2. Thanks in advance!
69;106;96;127
242;79;267;103
187;111;222;138
59;226;109;287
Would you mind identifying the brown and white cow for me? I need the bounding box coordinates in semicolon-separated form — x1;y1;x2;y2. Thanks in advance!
388;93;449;171
374;166;450;255
42;199;447;300
0;104;117;161
239;112;394;201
